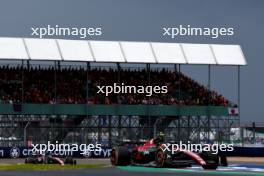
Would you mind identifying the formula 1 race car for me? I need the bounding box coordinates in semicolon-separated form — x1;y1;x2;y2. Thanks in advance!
110;136;227;169
25;154;77;165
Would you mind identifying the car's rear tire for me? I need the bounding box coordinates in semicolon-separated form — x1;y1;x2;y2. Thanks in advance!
155;150;166;168
110;146;131;166
220;155;228;166
200;151;219;170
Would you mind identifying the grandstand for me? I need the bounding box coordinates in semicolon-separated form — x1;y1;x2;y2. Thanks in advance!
0;37;246;147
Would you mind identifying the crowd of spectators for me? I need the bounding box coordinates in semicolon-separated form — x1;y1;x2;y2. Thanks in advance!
0;66;231;106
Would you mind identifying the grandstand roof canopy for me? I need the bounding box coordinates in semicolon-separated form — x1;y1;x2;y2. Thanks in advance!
0;37;247;65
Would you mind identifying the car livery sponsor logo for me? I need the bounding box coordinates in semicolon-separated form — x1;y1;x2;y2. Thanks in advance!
10;147;20;158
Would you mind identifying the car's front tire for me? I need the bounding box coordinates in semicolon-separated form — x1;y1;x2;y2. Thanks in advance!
110;146;131;166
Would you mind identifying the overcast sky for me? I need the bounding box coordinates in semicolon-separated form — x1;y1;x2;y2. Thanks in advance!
0;0;263;122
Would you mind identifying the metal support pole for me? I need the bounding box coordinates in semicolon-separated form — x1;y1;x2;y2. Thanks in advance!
58;61;61;70
198;116;201;143
252;122;256;144
24;121;30;146
117;63;121;103
187;116;190;141
98;116;102;143
117;63;121;138
208;65;211;104
108;115;112;146
178;64;181;101
217;116;220;143
238;66;240;114
86;62;90;109
27;60;30;70
21;60;24;104
54;61;57;104
178;64;181;142
237;66;243;146
147;64;151;136
207;65;211;141
177;118;180;142
86;62;90;143
128;116;131;140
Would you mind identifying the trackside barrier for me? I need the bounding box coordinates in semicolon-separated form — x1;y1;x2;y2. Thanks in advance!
219;146;264;157
0;147;112;158
1;146;264;158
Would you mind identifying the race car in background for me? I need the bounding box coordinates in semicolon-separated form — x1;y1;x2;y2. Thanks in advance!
110;135;227;169
25;154;77;165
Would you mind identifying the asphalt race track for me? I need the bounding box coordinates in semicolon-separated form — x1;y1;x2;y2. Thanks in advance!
0;168;179;176
1;159;264;176
0;167;180;176
1;165;264;176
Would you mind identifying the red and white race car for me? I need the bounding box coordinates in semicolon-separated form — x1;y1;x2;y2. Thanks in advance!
25;154;77;165
111;138;227;169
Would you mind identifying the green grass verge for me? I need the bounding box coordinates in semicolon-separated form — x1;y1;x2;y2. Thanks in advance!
0;164;107;171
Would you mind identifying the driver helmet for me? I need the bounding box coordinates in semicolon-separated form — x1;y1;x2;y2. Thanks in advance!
155;132;165;144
